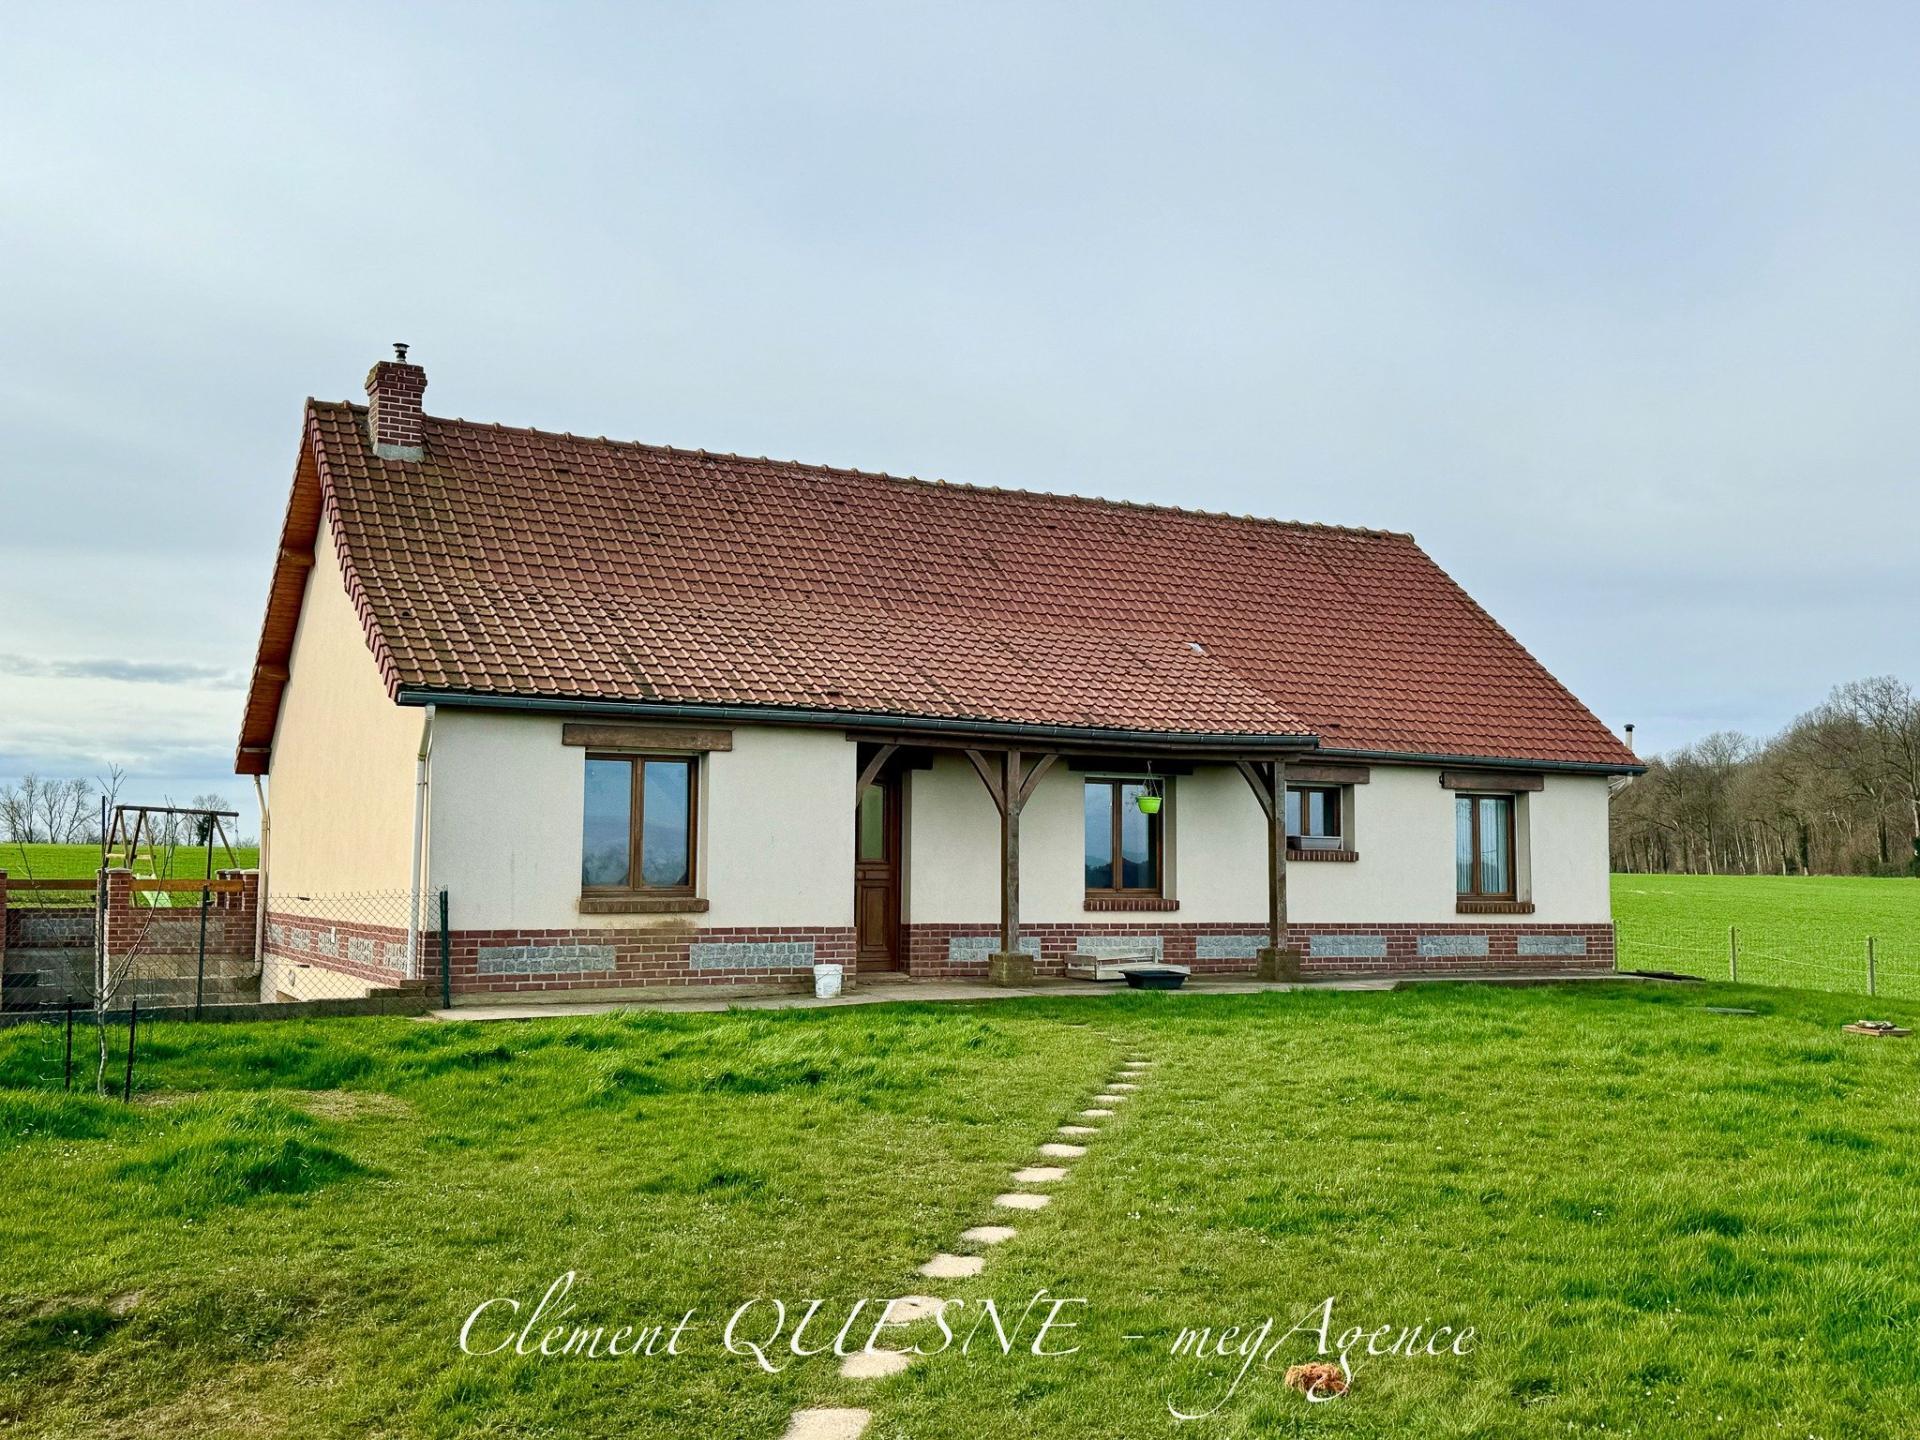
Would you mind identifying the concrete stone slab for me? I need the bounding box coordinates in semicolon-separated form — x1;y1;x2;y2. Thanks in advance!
1079;1108;1115;1118
881;1295;943;1323
1039;1143;1086;1158
994;1192;1052;1210
840;1349;913;1380
961;1225;1017;1245
918;1252;986;1279
1011;1166;1069;1183
782;1407;871;1440
1107;1081;1141;1090
1092;1094;1128;1104
1058;1124;1099;1135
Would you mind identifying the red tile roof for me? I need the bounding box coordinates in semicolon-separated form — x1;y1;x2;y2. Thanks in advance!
236;400;1639;773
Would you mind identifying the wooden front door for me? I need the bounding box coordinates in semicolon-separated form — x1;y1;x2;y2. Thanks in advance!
854;772;902;971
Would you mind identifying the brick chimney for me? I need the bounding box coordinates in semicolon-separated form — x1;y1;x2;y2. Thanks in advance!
364;343;427;461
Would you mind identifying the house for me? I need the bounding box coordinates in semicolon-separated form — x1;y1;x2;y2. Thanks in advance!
235;349;1641;1001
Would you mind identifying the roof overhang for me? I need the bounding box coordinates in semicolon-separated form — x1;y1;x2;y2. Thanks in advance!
393;687;1320;756
1314;745;1647;779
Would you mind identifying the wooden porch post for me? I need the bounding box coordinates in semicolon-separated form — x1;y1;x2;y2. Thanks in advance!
964;745;1057;985
1000;748;1021;959
1237;758;1302;982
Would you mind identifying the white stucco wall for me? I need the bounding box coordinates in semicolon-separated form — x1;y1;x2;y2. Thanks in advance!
906;755;1613;927
265;516;420;897
427;714;854;932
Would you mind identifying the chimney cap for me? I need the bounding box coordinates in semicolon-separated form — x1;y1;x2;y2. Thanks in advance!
393;342;410;362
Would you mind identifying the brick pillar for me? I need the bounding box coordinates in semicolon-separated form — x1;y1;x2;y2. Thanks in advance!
100;869;133;994
234;871;260;960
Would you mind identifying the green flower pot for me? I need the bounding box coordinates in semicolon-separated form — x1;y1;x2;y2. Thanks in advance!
1135;795;1162;815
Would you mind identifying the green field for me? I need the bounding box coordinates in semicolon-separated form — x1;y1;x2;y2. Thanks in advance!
3;982;1918;1438
0;842;260;881
1612;873;1920;997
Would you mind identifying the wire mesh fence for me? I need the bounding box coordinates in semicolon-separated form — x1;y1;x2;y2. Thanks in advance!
262;889;445;1005
1616;919;1914;1001
3;881;448;1018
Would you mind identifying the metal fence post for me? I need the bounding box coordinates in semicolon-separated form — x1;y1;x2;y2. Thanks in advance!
1729;925;1739;983
63;1001;74;1092
439;888;451;1010
1867;937;1876;997
123;998;137;1102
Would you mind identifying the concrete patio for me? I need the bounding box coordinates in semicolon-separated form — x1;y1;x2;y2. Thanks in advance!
427;970;1632;1022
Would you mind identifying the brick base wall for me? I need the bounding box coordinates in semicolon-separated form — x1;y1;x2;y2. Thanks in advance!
906;920;1615;979
445;926;857;995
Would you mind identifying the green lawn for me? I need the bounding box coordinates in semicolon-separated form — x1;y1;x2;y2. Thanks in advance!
4;983;1918;1437
1613;873;1920;997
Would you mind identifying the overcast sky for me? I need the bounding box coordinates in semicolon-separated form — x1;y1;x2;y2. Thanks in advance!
3;2;1917;833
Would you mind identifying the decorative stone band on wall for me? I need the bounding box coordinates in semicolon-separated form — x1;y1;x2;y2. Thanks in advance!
690;940;817;971
264;911;416;990
1517;934;1588;957
1418;934;1490;958
1195;934;1269;961
443;926;855;995
907;920;1615;980
946;935;1044;963
478;943;617;976
1309;933;1388;960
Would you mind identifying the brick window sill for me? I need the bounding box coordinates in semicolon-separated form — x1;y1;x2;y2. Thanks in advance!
1288;848;1358;863
1455;898;1535;915
1083;895;1180;913
578;895;710;915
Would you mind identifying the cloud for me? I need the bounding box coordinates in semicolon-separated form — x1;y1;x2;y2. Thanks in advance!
0;653;240;687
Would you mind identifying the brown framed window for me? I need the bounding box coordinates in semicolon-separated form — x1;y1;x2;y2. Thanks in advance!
581;754;697;894
1084;779;1162;894
1286;785;1344;850
1454;793;1515;899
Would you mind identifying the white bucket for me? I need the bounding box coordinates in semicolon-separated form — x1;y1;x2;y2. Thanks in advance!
812;963;844;999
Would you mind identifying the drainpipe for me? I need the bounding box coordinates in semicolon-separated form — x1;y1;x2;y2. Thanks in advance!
252;775;269;966
406;705;436;978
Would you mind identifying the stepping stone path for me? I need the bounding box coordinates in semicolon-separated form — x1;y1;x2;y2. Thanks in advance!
994;1191;1052;1210
801;1058;1155;1436
883;1295;942;1323
961;1224;1017;1246
918;1253;985;1279
1011;1165;1069;1183
782;1408;871;1440
839;1350;912;1380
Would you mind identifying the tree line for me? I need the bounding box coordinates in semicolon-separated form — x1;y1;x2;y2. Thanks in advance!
0;769;240;847
1611;675;1920;876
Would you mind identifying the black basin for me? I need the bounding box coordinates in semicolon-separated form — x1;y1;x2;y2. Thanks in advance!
1123;968;1188;990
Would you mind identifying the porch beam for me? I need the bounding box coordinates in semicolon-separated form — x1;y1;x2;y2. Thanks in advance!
1014;751;1059;810
963;749;1007;814
855;742;899;797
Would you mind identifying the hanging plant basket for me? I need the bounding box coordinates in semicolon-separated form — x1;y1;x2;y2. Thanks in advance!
1135;793;1162;815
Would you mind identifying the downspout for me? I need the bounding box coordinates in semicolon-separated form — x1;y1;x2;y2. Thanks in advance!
406;705;436;977
252;775;269;966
